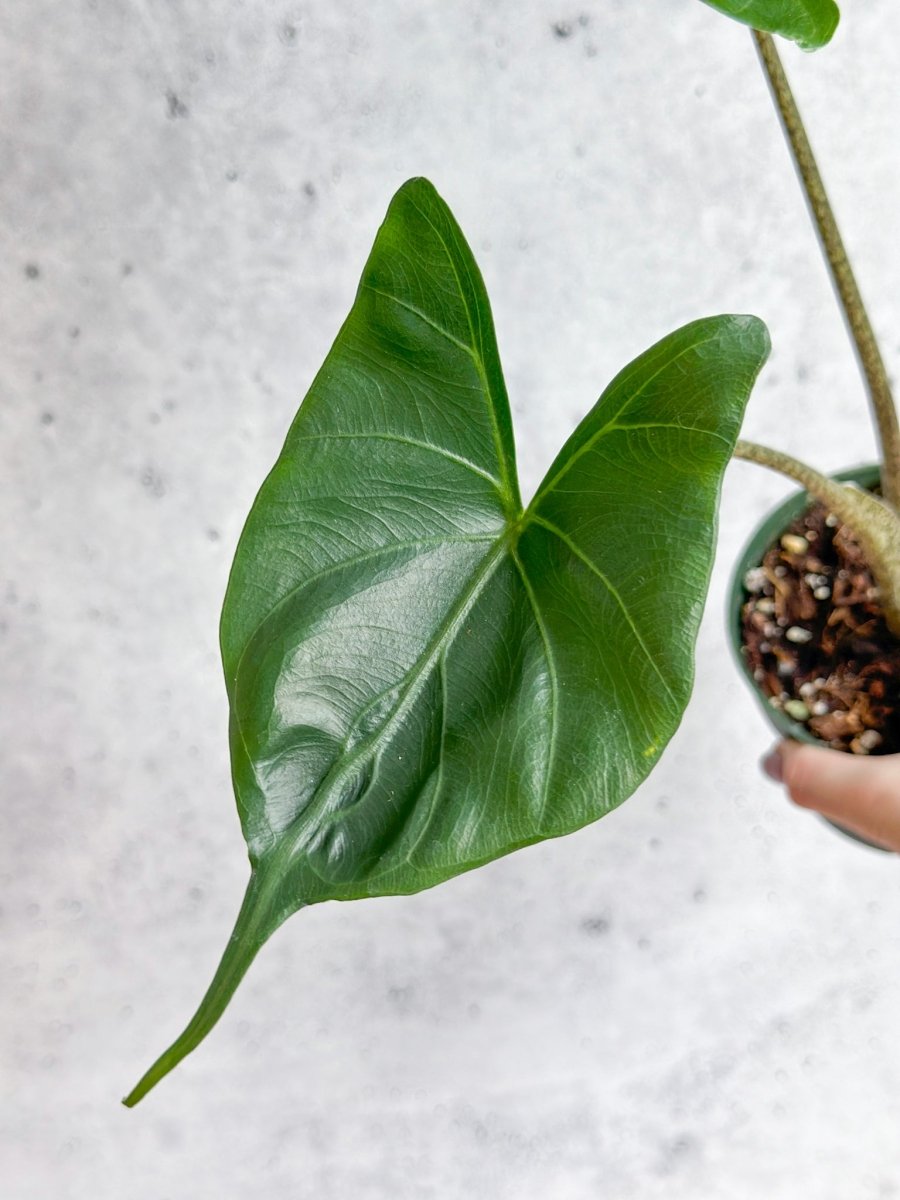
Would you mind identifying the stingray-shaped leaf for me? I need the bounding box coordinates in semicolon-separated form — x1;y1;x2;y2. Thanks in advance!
699;0;839;49
124;179;769;1105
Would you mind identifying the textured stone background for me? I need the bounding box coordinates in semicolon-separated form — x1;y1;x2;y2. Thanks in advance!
2;1;899;1196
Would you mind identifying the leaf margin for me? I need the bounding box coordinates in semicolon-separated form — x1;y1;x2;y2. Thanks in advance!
698;0;840;49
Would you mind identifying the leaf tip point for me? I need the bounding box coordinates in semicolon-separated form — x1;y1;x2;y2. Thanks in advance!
805;3;841;51
727;313;771;359
397;175;438;200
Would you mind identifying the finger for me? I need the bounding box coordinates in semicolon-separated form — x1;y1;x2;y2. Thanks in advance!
772;741;900;852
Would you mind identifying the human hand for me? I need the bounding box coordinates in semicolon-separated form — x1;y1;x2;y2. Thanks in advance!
763;741;900;852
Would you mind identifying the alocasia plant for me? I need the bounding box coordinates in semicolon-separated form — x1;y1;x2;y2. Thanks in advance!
123;178;769;1104
125;0;898;1107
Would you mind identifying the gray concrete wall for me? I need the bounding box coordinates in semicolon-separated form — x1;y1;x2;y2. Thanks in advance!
2;1;899;1196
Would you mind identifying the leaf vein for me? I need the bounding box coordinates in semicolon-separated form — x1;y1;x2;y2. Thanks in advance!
511;545;559;828
529;515;678;708
293;432;502;487
532;331;724;504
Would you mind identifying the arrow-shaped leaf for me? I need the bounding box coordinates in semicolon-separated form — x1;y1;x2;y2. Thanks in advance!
699;0;840;49
124;178;769;1105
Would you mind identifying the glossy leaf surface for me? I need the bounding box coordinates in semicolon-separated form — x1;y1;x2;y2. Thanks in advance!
699;0;839;48
124;179;769;1105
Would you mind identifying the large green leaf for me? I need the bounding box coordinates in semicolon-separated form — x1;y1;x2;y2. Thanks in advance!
699;0;839;49
124;178;769;1105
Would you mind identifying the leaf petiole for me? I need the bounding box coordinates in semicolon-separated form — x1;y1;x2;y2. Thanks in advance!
123;866;290;1107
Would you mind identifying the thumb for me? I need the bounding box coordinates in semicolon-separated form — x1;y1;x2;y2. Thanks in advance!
764;740;900;851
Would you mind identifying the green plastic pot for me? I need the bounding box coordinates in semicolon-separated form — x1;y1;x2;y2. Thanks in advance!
727;463;889;850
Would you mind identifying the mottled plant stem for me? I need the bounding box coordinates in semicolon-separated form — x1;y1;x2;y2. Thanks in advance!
735;439;866;521
752;30;900;511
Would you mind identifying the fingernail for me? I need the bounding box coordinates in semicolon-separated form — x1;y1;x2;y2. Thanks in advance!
762;745;784;783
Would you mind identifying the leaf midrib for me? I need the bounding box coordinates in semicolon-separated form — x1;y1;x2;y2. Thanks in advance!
271;537;511;876
363;278;518;518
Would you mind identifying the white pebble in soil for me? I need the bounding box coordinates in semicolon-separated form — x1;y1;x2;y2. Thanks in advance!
785;626;813;644
780;534;809;555
744;567;768;592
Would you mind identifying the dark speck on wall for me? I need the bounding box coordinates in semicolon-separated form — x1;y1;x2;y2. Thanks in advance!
24;263;40;279
658;1134;700;1175
121;262;133;277
140;466;166;498
580;915;610;936
386;984;414;1013
552;13;589;38
40;411;54;425
165;90;189;119
225;168;239;182
279;22;298;45
303;181;317;199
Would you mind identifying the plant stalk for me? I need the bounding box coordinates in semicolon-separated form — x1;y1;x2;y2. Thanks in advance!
123;867;286;1107
734;439;861;519
752;30;900;511
734;439;900;636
